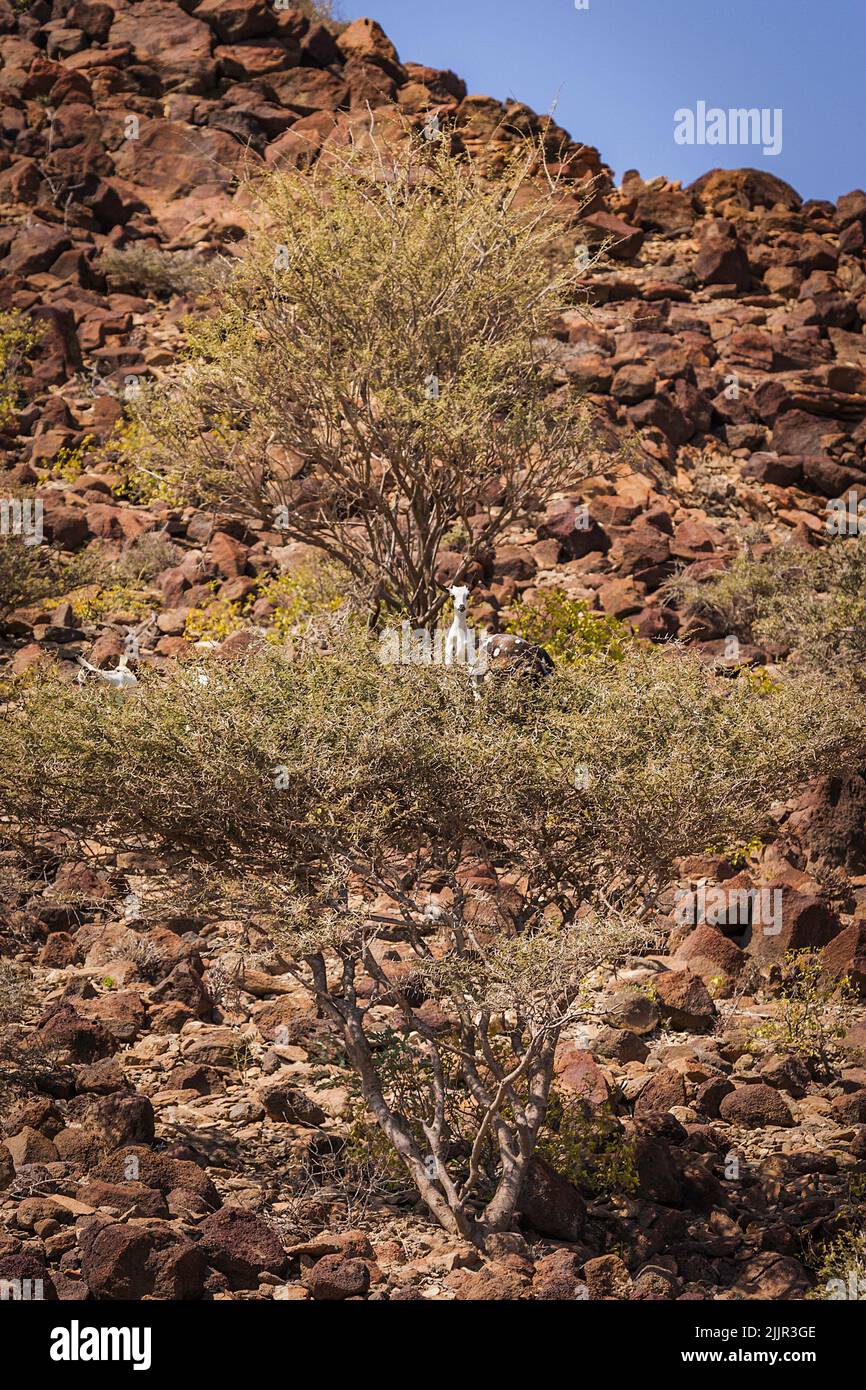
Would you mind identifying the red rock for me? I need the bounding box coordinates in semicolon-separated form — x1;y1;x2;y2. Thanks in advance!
448;1260;531;1300
774;409;847;455
694;235;751;292
582;210;644;261
403;62;466;104
747;887;841;959
634;1068;687;1116
267;67;348;115
517;1155;586;1242
822;923;866;996
5;1125;59;1166
112;120;254;203
0;1144;14;1191
491;544;536;581
598;577;643;618
304;1253;371;1300
300;21;342;67
199;1206;287;1287
77;991;148;1045
611;362;656;403
553;1043;610;1106
787;772;866;872
69;1;113;43
0;1251;56;1300
29;304;83;385
837;189;866;227
611;521;672;580
37;1003;115;1061
729;1252;810;1300
583;1252;632;1299
675;924;745;984
627;393;692;447
80;1220;206;1299
336;17;402;71
150;960;211;1018
538;498;610;558
216;39;297;80
627;186;696;234
108;1;216;89
258;1081;326;1125
195;0;276;43
694;1077;735;1118
77;1180;169;1218
265;110;338;167
344;57;399;109
690;167;801;213
91;1147;220;1207
52;859;114;901
2;219;69;276
532;1248;586;1299
718;1084;793;1128
632;1133;682;1204
656;967;717;1034
10;643;49;676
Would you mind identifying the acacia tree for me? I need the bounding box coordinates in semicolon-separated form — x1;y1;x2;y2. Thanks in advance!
1;637;861;1246
121;130;601;624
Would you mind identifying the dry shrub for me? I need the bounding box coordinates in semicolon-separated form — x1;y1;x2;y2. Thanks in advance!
122;132;604;624
1;631;861;1242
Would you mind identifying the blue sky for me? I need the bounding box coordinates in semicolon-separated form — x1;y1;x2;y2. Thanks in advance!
351;0;865;202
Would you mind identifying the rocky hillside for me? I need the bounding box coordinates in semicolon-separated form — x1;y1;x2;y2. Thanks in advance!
1;2;866;1303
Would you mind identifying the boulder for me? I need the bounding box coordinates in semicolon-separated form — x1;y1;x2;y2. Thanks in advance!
822;922;866;997
303;1252;371;1300
108;1;216;89
79;1220;206;1299
517;1156;586;1242
198;1206;287;1287
91;1147;220;1208
653;969;717;1032
258;1081;326;1126
675;924;745;984
634;1068;686;1116
195;0;277;43
718;1084;793;1129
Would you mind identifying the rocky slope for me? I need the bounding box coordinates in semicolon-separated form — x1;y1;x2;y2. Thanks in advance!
1;2;866;1302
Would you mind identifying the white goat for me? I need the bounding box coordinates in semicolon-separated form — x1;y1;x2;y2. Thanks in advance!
75;610;156;691
444;584;472;667
76;652;138;690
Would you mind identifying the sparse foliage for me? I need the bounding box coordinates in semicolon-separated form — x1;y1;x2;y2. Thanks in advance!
504;586;632;663
668;538;866;683
0;537;101;620
96;246;222;299
0;634;861;1244
0;310;43;428
536;1089;638;1198
756;950;858;1070
0;960;68;1104
123;134;603;624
